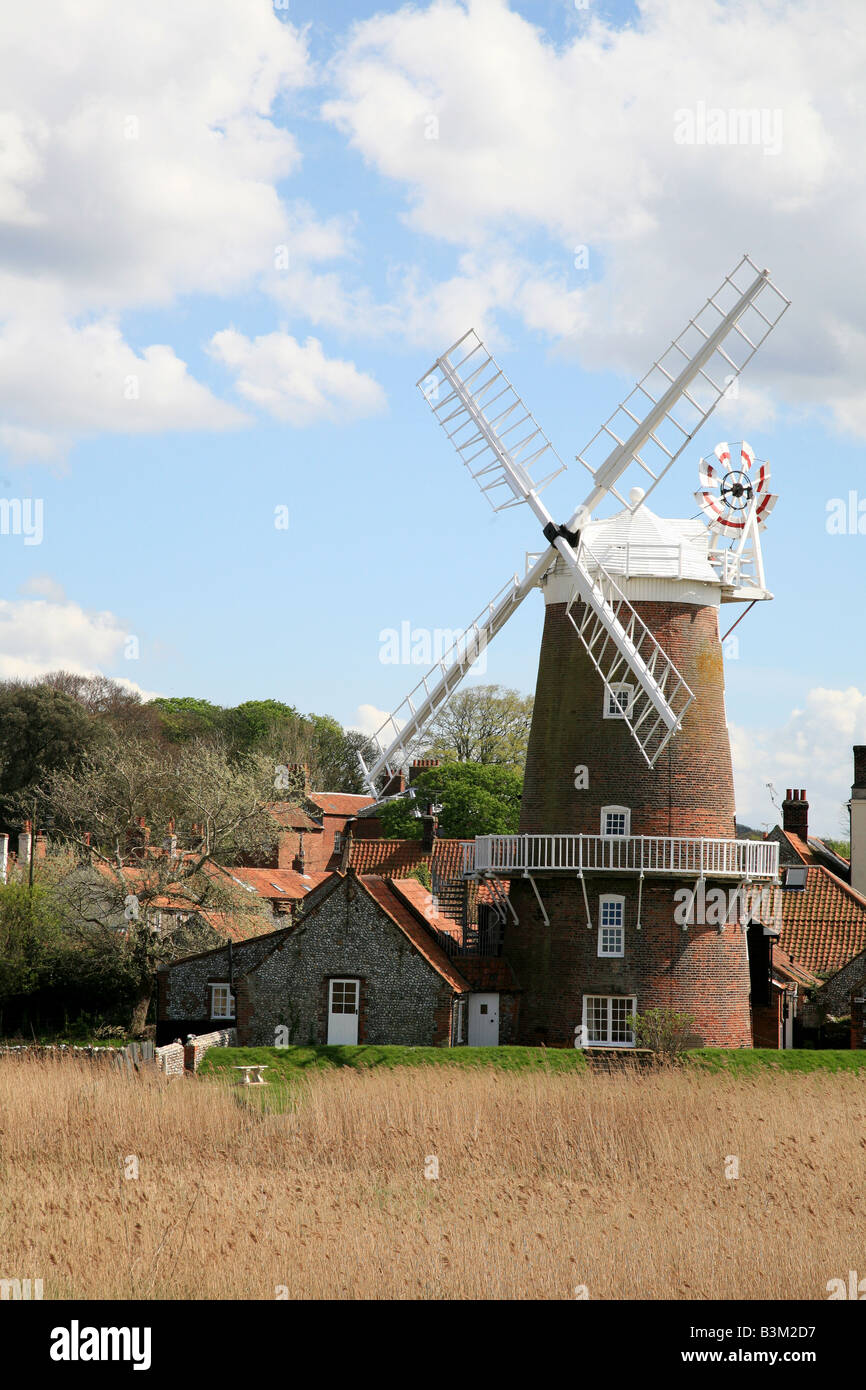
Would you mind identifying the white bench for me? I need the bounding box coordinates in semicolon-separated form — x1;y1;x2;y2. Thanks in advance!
233;1064;269;1086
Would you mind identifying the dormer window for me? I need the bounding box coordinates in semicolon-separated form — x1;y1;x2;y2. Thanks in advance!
605;683;634;719
782;866;807;890
601;805;631;837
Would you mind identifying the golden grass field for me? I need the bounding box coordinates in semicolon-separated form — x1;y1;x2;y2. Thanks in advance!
1;1058;864;1300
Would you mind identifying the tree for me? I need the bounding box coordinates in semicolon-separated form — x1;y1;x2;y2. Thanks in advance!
0;682;102;826
38;733;279;1033
409;762;522;839
421;685;533;771
223;699;303;754
148;696;225;743
308;715;377;794
0;881;62;1004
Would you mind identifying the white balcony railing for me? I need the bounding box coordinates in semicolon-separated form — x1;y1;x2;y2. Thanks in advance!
463;835;779;881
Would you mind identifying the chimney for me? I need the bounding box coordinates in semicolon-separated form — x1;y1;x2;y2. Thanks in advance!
293;829;306;873
410;759;440;784
420;813;438;853
382;770;406;797
18;820;32;866
162;818;178;859
781;789;809;841
851;748;866;898
0;833;7;884
34;832;47;860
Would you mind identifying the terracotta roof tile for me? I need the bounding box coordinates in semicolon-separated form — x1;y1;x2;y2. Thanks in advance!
224;867;329;901
359;876;470;992
389;878;463;942
454;957;521;991
269;802;321;832
308;792;376;816
779;866;866;974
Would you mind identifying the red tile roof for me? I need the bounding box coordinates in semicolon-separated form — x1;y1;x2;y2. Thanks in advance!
771;944;821;990
223;867;329;901
389;878;463;942
347;837;471;878
269;802;321;832
359;876;470;992
308;792;376;817
454;957;521;991
779;866;866;975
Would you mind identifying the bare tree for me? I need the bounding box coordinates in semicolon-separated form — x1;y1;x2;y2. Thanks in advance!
36;733;280;1033
420;684;533;771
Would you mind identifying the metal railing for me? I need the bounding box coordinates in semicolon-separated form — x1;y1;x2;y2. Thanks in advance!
463;834;778;880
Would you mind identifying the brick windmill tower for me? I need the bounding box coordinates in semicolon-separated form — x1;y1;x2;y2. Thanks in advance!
360;256;789;1049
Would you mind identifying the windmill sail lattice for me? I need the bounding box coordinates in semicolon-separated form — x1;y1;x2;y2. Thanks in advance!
576;255;789;518
360;255;789;795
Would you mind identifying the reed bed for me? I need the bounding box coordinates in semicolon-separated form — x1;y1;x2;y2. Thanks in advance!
0;1057;863;1299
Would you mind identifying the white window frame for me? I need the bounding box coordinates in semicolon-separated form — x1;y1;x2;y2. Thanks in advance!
597;895;625;957
328;977;360;1016
209;983;235;1020
333;830;344;854
601;805;631;838
582;994;636;1048
604;682;635;720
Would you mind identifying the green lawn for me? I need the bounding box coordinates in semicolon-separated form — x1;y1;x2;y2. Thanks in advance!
199;1043;590;1078
199;1043;866;1081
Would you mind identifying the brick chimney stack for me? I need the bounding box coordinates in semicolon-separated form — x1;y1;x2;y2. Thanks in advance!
410;759;440;784
18;820;32;866
420;813;438;852
851;748;866;898
381;770;406;797
782;789;809;841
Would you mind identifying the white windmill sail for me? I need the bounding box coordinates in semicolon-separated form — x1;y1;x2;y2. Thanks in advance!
416;330;696;768
360;255;789;793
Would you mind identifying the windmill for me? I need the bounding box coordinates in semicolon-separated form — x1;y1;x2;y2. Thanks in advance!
358;254;789;795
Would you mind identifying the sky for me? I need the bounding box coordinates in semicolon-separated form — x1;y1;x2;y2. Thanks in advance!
1;0;865;836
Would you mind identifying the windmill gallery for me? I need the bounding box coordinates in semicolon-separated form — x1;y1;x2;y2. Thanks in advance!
161;256;815;1054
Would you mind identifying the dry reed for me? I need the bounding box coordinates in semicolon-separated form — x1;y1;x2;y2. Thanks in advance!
1;1057;863;1299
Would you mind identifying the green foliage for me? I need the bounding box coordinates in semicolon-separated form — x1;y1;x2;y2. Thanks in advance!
823;838;850;859
377;799;422;840
0;882;63;1001
421;684;533;771
627;1007;696;1058
200;1044;590;1078
412;762;522;838
406;862;432;890
149;696;225;743
0;683;102;820
222;700;302;754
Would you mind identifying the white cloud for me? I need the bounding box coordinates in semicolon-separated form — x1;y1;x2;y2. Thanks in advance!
0;317;246;459
1;0;310;310
0;597;132;681
351;703;391;738
0;0;345;459
18;574;66;601
731;686;866;836
324;0;866;434
210;329;386;425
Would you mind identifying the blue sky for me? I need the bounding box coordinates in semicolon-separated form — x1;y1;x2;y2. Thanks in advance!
1;0;865;834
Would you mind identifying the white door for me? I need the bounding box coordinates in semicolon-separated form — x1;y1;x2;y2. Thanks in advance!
468;993;500;1046
327;978;360;1044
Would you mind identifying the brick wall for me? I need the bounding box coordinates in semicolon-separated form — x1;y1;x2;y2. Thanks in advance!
520;600;736;839
183;1027;237;1072
504;878;753;1048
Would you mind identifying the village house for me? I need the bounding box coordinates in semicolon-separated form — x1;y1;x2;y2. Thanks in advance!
156;869;520;1048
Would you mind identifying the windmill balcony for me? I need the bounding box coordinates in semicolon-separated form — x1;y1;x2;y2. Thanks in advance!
462;834;779;881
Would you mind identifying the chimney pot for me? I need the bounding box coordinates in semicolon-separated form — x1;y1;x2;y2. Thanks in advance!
782;789;809;840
